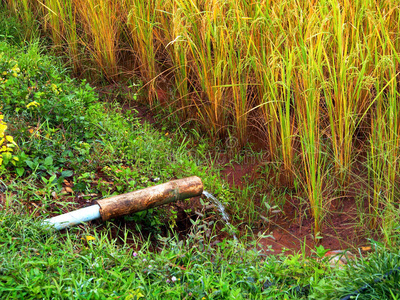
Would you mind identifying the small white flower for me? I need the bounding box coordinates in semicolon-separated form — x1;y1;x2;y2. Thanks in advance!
171;276;177;282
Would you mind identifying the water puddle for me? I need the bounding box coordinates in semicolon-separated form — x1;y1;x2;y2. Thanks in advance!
203;190;238;241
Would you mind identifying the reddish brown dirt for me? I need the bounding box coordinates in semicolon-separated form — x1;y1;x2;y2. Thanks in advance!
220;163;257;189
127;101;156;125
258;197;372;255
219;163;374;255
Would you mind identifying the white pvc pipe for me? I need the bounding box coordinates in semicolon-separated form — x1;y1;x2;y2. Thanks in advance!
43;204;101;230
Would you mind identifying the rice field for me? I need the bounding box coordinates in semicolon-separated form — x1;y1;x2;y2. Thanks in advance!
5;0;400;241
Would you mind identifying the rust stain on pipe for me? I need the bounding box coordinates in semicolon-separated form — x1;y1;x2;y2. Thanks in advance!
95;176;203;221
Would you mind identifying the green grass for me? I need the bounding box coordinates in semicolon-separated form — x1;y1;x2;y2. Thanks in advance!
0;8;25;45
1;208;398;299
311;242;400;300
0;208;328;300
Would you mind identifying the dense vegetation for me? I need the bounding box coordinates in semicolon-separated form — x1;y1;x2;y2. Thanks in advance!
3;0;400;239
0;2;400;299
0;13;320;299
1;22;399;300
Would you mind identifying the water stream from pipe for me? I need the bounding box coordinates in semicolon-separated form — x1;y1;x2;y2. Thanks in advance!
203;190;238;241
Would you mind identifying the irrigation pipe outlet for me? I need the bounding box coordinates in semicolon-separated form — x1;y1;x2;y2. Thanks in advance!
43;176;203;230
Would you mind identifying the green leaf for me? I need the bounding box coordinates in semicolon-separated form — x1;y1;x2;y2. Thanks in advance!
25;160;34;169
16;167;24;177
73;181;87;192
44;156;53;166
61;170;73;177
49;174;57;183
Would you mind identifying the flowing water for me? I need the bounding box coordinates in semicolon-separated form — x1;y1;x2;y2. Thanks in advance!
203;190;238;241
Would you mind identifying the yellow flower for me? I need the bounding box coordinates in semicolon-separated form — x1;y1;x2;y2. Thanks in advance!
6;135;14;143
0;123;7;136
51;83;60;95
26;101;40;109
85;235;96;241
